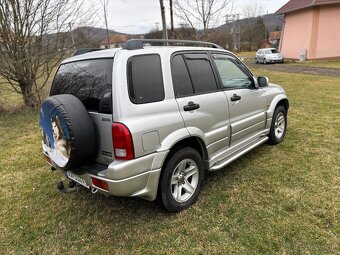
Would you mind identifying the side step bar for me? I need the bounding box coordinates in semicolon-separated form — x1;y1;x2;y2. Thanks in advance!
210;136;269;171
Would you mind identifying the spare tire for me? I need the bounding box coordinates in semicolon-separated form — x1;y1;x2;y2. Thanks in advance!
39;94;97;172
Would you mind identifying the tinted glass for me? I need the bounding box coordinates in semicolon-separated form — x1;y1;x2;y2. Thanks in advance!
127;54;165;104
50;59;113;112
171;55;193;97
213;55;252;89
184;54;218;93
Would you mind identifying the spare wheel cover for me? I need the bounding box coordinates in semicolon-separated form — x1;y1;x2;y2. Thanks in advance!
39;94;97;172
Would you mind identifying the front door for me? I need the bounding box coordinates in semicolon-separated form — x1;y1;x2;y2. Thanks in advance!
211;53;267;145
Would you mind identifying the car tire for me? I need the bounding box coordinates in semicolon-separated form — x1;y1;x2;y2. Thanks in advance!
263;58;267;64
40;94;97;172
268;105;287;145
255;58;258;64
157;147;204;213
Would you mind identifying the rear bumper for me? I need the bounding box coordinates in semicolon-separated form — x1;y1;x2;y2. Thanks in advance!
59;150;169;201
75;168;161;201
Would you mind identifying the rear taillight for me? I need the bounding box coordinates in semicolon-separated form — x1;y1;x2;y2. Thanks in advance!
91;177;109;191
112;123;134;160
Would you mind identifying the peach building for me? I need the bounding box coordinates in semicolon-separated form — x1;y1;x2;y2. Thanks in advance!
276;0;340;60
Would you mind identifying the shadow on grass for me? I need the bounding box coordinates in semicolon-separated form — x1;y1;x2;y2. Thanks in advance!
52;141;275;222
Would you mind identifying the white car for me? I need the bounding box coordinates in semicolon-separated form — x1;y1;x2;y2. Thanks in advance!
256;48;284;64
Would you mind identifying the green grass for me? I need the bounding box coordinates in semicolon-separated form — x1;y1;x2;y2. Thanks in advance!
234;51;256;58
0;82;24;112
287;60;340;69
1;69;339;254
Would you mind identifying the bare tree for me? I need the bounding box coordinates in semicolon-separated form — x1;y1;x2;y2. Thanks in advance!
0;0;92;108
174;0;234;33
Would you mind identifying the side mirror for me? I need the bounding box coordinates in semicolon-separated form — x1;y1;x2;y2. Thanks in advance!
258;76;269;87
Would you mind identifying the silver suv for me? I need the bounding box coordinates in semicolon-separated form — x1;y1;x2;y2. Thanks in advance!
40;39;289;212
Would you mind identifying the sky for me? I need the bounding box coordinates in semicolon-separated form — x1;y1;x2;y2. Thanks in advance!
103;0;290;34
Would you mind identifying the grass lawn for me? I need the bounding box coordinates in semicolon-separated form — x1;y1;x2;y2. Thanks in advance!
287;60;340;69
0;82;23;112
1;69;339;254
235;51;256;59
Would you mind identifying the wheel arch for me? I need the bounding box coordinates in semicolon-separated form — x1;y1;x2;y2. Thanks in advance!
267;95;289;119
162;136;209;171
277;98;289;113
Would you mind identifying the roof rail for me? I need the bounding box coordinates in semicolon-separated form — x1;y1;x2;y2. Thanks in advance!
73;48;104;56
122;39;223;50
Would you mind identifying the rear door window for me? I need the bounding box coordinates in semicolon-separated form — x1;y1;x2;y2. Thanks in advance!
171;55;194;97
127;54;165;104
50;59;113;113
183;53;218;94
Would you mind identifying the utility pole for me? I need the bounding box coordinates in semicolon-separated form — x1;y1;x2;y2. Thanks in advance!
159;0;168;40
226;14;240;52
155;22;160;31
265;11;268;48
170;0;174;38
68;22;75;49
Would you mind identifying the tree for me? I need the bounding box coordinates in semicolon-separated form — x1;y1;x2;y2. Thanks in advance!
253;17;266;49
174;0;234;33
0;0;92;108
241;2;264;51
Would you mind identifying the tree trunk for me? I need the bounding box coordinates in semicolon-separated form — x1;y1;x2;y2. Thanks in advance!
19;80;40;108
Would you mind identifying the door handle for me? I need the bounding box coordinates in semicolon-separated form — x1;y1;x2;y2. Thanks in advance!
230;94;241;102
184;101;200;111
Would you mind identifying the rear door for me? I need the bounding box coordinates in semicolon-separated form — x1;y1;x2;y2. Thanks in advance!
50;58;114;165
171;52;230;154
211;53;267;145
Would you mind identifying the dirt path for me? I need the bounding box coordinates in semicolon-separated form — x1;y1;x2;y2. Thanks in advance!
247;62;340;77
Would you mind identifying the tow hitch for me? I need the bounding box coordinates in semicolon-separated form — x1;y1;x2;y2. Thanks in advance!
56;180;80;193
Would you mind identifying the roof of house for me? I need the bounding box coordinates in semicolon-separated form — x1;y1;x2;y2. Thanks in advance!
269;31;282;40
275;0;340;15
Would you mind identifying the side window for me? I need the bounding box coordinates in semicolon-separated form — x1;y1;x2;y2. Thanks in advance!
184;54;218;93
171;55;194;97
212;54;252;89
127;54;165;104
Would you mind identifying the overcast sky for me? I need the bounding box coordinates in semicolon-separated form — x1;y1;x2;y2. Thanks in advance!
103;0;289;34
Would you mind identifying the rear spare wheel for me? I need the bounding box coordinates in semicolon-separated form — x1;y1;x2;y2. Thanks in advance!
40;94;97;172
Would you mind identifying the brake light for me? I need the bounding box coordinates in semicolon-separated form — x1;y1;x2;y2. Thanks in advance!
112;123;134;160
91;177;109;191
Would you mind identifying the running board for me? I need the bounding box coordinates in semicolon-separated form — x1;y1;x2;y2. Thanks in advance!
209;136;269;171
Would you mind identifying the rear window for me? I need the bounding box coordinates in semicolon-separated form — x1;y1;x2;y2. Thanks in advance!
127;54;165;104
50;59;113;113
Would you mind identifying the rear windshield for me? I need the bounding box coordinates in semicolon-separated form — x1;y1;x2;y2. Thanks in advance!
50;59;113;113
